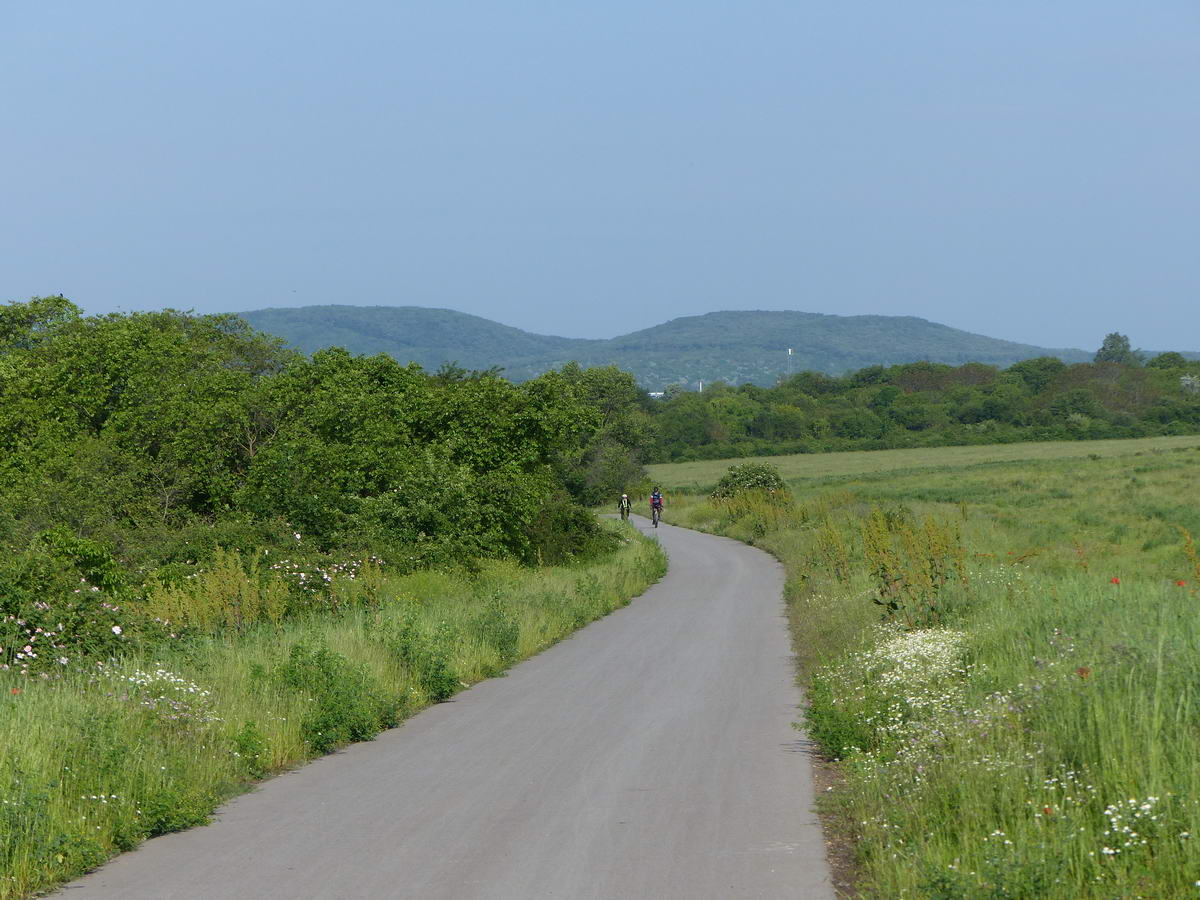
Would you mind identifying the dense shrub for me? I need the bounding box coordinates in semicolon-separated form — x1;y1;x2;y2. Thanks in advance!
523;489;621;565
710;463;792;502
378;613;461;702
0;547;129;675
139;786;214;837
232;720;271;779
277;641;401;754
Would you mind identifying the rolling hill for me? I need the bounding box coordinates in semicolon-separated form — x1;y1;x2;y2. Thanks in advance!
239;305;1095;390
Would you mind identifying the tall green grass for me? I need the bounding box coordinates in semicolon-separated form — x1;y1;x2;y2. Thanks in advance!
0;524;665;899
667;439;1200;897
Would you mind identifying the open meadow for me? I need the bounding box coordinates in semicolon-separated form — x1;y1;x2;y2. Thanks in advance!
0;524;664;900
648;433;1200;494
662;435;1200;897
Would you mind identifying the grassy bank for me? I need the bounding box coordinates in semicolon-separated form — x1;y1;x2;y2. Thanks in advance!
665;437;1200;897
0;523;665;899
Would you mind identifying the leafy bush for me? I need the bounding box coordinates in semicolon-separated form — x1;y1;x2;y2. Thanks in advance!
140;785;213;836
379;614;461;702
0;547;128;675
232;720;270;779
710;463;792;502
33;527;127;594
277;641;400;754
522;490;620;565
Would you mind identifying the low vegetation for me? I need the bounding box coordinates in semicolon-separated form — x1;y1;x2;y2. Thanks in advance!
0;525;665;898
665;437;1200;897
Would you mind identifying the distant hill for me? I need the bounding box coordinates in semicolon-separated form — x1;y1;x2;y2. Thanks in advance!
240;305;1096;390
237;306;588;372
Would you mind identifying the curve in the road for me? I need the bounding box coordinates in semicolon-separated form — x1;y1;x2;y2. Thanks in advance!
58;517;833;899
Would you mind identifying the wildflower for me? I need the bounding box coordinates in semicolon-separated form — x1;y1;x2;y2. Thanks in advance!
1110;577;1120;584
9;688;19;695
1177;580;1187;587
112;625;122;635
1075;667;1091;680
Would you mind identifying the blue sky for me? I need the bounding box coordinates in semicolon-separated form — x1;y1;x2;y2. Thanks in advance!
3;1;1197;351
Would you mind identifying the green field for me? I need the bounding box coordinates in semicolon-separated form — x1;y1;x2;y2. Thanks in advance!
0;525;664;900
660;436;1200;897
648;433;1200;493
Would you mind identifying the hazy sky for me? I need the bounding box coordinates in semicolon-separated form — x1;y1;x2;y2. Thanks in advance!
4;2;1197;351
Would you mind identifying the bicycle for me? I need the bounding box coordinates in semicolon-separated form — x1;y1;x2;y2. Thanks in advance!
651;504;661;527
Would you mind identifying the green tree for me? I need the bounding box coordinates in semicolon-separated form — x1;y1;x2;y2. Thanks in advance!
547;364;653;505
1004;357;1066;393
1147;352;1187;370
1095;332;1140;365
0;295;80;351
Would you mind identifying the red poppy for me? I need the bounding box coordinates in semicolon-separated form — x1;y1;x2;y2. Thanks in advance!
1043;806;1053;816
1110;577;1120;584
1177;580;1187;587
9;688;20;695
1076;667;1091;680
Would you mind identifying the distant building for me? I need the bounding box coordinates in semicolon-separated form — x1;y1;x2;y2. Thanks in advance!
647;391;665;399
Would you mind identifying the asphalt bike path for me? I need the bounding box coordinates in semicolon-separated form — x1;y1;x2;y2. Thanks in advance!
58;517;833;899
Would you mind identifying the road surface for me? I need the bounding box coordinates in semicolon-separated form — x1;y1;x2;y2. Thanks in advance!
59;517;833;899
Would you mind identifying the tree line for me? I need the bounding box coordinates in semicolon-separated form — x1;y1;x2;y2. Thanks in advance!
646;335;1200;462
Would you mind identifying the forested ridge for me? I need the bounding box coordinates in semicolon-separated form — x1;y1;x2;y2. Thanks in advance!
240;305;1100;389
0;297;652;673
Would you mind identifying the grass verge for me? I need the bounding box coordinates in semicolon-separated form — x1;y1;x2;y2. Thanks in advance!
0;522;665;899
665;438;1200;897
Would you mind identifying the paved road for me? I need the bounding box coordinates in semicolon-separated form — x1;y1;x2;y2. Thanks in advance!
59;518;833;899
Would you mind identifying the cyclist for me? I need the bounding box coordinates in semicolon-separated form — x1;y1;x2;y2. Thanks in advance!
650;487;664;527
618;493;632;520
